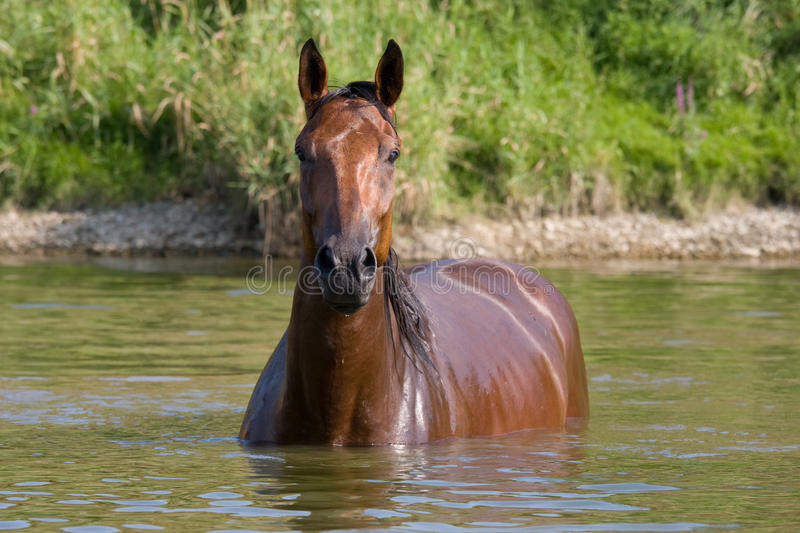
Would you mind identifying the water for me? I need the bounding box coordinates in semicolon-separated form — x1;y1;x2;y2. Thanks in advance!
1;258;798;532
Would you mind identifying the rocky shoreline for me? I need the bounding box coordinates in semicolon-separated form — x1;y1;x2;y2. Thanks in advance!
394;208;800;262
1;201;799;262
0;202;259;257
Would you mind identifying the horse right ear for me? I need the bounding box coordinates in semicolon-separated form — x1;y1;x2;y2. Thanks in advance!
298;39;328;114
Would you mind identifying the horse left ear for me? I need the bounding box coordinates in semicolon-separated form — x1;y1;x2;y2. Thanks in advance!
375;39;403;109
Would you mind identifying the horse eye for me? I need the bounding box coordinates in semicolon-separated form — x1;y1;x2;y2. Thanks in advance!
295;148;306;162
388;149;400;163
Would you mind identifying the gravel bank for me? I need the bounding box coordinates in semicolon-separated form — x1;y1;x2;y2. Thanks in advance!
1;202;798;261
394;208;800;262
0;202;260;256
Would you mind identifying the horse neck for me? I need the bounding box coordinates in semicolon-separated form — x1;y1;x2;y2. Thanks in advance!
283;266;405;443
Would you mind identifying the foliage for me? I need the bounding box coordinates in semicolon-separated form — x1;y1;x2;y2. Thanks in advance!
1;0;798;217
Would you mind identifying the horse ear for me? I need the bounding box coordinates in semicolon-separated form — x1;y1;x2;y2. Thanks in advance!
298;39;328;112
374;39;403;109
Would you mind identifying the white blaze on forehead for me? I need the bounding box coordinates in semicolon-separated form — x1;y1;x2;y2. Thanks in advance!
303;101;394;249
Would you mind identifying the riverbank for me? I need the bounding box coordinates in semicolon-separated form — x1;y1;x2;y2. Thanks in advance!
1;201;799;262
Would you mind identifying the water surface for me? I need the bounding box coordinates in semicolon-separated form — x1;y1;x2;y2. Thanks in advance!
1;259;798;531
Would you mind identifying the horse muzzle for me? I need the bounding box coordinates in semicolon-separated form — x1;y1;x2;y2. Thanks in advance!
314;242;377;314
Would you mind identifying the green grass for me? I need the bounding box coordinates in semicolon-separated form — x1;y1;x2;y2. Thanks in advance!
1;0;799;219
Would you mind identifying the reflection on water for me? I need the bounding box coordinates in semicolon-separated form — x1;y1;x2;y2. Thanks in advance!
0;260;798;531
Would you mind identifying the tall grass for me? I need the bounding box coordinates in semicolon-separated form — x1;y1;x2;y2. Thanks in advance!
1;0;798;219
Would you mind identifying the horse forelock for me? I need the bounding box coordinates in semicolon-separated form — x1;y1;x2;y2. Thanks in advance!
383;248;436;373
308;81;397;135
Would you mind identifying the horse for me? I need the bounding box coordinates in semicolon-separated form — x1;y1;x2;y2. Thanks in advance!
239;39;589;445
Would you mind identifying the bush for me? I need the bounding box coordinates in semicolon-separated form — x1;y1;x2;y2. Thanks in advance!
1;0;798;217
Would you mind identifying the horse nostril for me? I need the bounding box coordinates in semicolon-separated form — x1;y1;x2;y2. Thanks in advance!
314;244;339;278
359;246;377;281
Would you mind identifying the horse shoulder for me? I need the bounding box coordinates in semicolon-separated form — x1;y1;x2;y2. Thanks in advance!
239;331;288;443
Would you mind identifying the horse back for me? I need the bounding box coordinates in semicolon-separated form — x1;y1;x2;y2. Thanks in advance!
407;258;589;436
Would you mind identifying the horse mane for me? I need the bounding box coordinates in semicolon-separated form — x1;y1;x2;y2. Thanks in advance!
383;248;435;372
311;83;432;371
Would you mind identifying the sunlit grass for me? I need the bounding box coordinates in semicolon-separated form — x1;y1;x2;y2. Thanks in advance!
1;0;798;219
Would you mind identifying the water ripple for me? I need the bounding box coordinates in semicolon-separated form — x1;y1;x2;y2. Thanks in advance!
578;483;680;494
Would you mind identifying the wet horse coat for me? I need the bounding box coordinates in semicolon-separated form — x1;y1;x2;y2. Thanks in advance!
240;40;589;445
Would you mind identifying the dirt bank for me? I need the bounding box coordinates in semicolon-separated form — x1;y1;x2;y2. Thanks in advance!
1;202;798;262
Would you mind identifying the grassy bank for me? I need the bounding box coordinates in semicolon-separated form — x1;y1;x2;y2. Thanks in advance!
1;0;798;220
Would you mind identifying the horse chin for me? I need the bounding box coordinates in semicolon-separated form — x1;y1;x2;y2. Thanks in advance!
324;299;368;315
319;281;375;315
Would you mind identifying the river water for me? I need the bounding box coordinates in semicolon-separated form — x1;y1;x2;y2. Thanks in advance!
1;258;798;532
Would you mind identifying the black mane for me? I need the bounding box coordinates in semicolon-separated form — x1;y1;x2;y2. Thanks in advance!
383;248;435;372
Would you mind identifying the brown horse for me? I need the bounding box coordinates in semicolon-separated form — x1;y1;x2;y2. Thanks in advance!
240;39;589;445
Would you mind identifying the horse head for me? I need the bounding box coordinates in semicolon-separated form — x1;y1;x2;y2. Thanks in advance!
294;39;404;315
